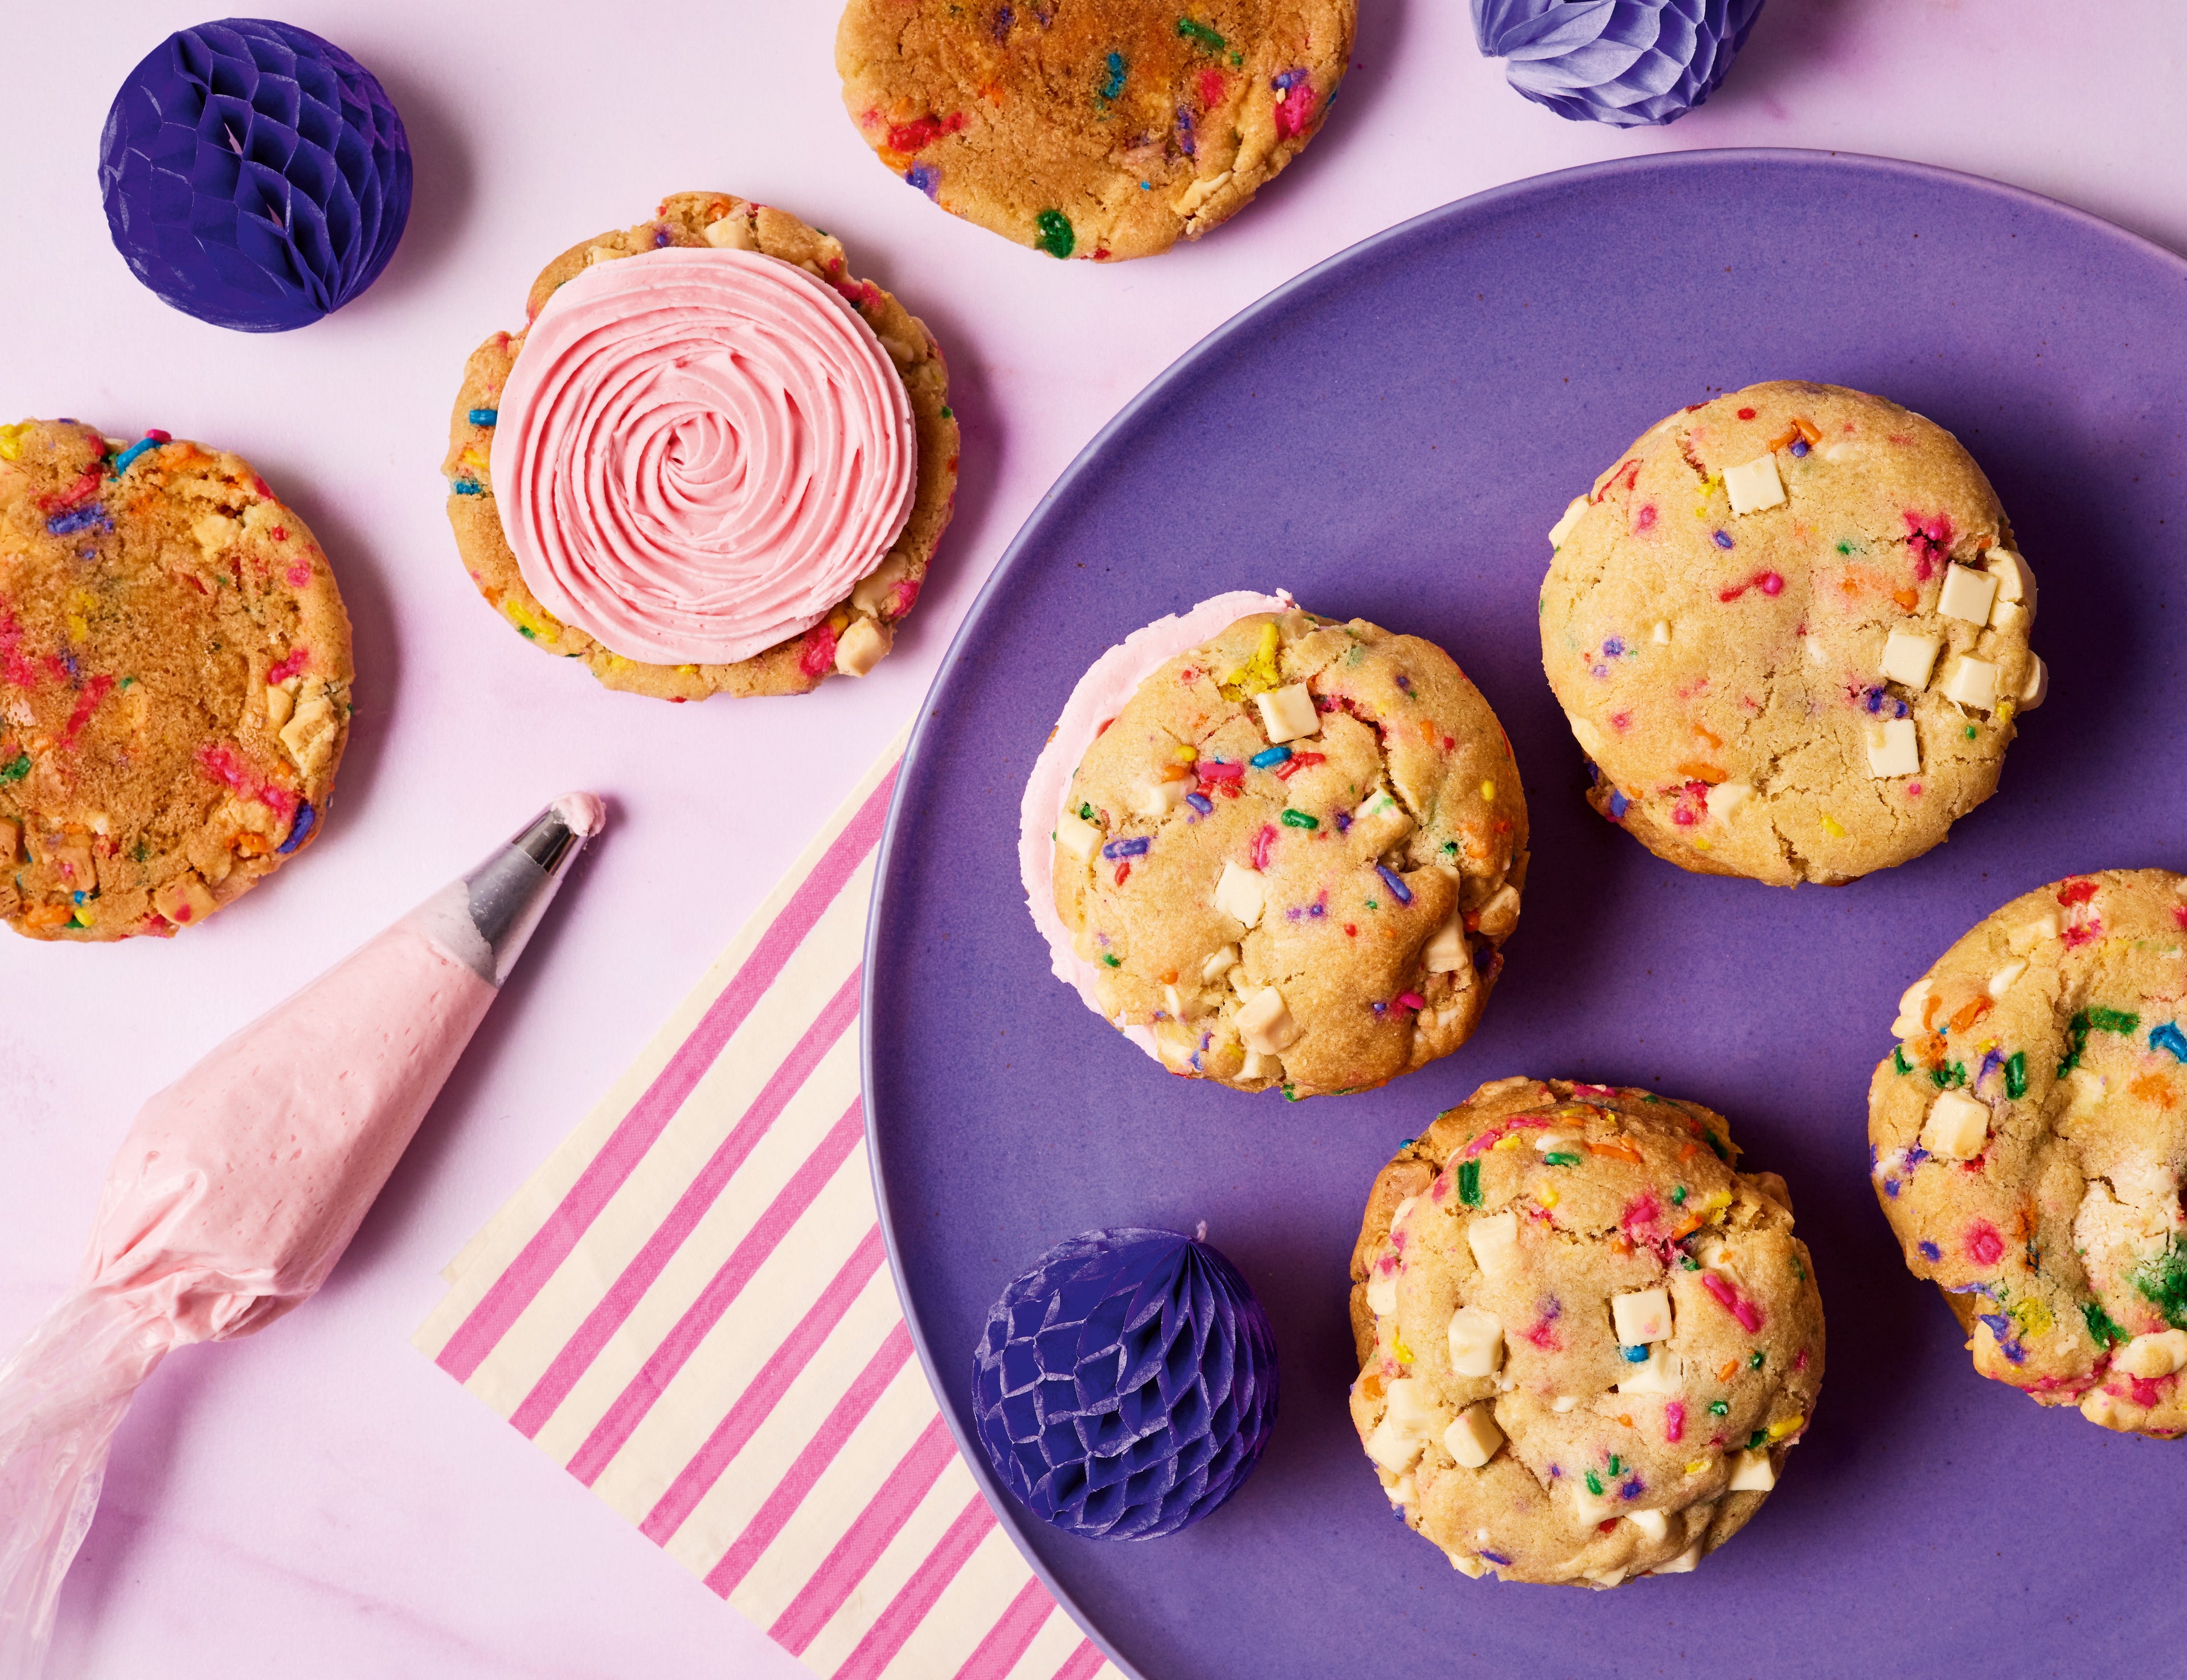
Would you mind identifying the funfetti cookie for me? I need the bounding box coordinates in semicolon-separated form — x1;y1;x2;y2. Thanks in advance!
1019;594;1527;1100
444;192;958;702
0;420;352;940
1541;380;2045;886
1350;1079;1824;1587
837;1;1355;261
1870;869;2187;1440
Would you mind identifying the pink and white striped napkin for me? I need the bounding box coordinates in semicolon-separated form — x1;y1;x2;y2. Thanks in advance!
414;741;1124;1680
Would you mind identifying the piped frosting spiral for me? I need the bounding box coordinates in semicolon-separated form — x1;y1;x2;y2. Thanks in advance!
490;245;916;666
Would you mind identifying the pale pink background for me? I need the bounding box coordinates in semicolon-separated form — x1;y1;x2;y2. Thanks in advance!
2;3;2181;1675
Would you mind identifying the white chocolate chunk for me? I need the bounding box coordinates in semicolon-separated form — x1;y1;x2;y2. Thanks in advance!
1651;619;1671;645
1938;563;2000;625
1467;1211;1520;1277
1566;711;1607;759
1133;778;1188;818
1201;944;1239;984
1727;1450;1776;1492
1423;915;1468;973
1366;1266;1398;1317
1056;809;1103;859
1255;683;1320;743
2116;1329;2187;1378
1616;1346;1684;1396
1653;1542;1705;1575
1571;1480;1620;1525
1240;1047;1281;1081
1891;977;1934;1039
279;691;338;776
1474;883;1521;940
1533;1129;1582;1153
1990;599;2025;631
1723;453;1786;515
851;552;911;615
1449;1551;1487;1578
1879;630;1942;690
1804;632;1826;667
2009;913;2060;953
1584;1568;1629;1589
1364;1376;1449;1472
1549;495;1589;548
1611;1288;1674;1346
1987;959;2027;1001
1162;984;1199;1022
1865;716;1920;778
1942;655;2000;710
1213;861;1265;928
1706;780;1753;822
1350;788;1414;852
702;213;757;250
1550;1394;1577;1412
1235;985;1300;1054
1921;1089;1991;1160
834;615;891;676
1447;1306;1505;1377
1625;1509;1670;1542
2018;653;2048;709
1444;1403;1505;1470
1984;546;2034;607
2081;1388;2130;1429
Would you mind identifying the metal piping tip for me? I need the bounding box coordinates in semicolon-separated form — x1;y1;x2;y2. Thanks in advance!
457;793;604;984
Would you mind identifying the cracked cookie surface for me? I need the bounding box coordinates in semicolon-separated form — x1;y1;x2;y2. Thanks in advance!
836;0;1354;262
1052;607;1525;1098
1349;1078;1824;1587
1870;868;2187;1439
1541;380;2043;886
0;419;351;941
444;191;957;701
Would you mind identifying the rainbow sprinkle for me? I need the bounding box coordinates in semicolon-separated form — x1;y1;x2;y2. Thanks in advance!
1280;808;1317;830
1250;744;1292;769
109;432;170;474
1374;864;1412;905
468;408;498;427
1100;837;1149;861
277;802;317;854
2151;1022;2187;1064
1035;209;1075;259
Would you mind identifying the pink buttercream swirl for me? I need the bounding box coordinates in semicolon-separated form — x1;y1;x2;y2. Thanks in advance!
490;246;916;665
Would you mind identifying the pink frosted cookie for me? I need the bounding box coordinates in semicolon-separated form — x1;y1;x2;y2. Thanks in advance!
1021;597;1527;1098
1349;1079;1824;1587
1541;380;2045;886
1870;868;2187;1439
444;192;957;702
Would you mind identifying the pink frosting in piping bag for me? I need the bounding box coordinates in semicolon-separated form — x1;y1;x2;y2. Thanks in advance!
491;247;916;666
0;800;599;1677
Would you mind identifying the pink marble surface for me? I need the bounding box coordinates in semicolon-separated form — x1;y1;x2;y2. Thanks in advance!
2;3;2181;1675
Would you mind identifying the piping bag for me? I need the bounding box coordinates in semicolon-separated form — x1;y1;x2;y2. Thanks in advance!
0;794;602;1679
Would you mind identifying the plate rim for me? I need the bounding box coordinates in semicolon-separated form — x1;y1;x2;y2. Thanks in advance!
858;145;2187;1677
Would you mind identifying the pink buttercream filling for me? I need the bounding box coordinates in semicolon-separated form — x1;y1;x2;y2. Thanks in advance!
1017;591;1292;1042
491;247;915;666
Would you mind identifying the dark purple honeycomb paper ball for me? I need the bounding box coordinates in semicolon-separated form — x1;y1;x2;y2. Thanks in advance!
971;1228;1279;1541
99;18;412;332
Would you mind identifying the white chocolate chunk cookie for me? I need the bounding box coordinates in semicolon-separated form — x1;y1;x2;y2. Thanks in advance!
1051;607;1527;1099
1541;381;2042;886
1869;868;2187;1440
0;419;351;941
1349;1079;1824;1585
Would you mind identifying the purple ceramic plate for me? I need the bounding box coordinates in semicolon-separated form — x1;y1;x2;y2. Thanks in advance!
864;150;2187;1678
